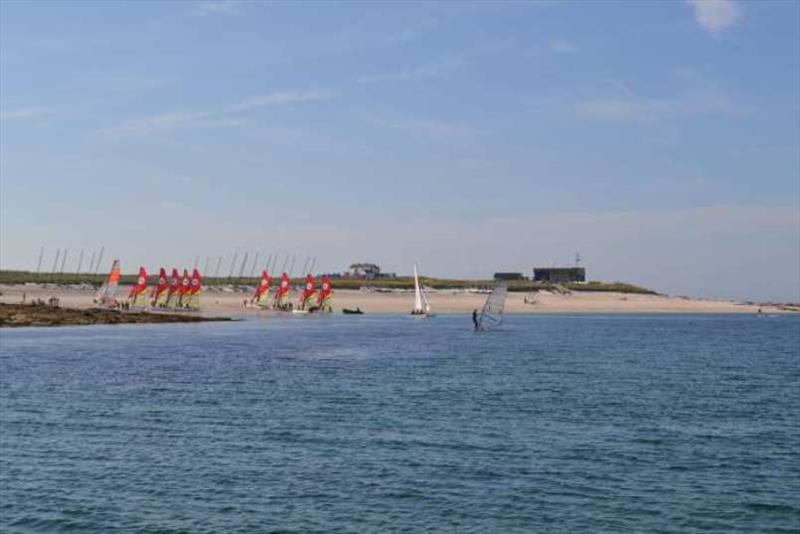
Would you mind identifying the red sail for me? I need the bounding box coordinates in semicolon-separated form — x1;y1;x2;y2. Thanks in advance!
152;268;169;298
276;272;291;300
128;266;148;298
253;270;271;299
302;274;316;301
190;269;202;295
317;274;332;303
168;268;181;296
180;269;191;294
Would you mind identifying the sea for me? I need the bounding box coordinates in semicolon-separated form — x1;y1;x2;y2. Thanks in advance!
1;314;798;533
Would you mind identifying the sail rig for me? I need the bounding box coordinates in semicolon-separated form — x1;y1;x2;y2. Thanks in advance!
251;270;272;308
274;272;292;310
411;264;433;316
127;266;149;308
297;274;317;311
166;268;181;309
476;282;508;331
151;268;170;307
183;269;202;310
178;269;191;308
94;259;121;308
316;274;333;312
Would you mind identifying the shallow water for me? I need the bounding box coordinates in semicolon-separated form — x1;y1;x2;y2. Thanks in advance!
1;314;799;532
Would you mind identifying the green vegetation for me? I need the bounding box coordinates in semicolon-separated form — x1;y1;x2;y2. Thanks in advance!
0;270;658;295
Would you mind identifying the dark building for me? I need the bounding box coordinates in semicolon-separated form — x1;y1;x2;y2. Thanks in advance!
347;263;382;279
494;272;525;281
533;267;586;283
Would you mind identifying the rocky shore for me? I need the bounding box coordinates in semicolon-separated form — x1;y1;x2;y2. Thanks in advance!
0;303;233;328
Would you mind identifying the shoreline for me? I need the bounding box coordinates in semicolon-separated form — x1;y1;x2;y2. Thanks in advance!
1;284;796;318
0;302;234;328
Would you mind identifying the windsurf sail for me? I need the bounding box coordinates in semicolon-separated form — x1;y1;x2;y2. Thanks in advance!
476;282;508;331
151;267;169;307
127;266;149;307
252;270;272;306
298;274;317;310
94;259;121;308
316;274;333;311
274;272;291;310
166;268;181;308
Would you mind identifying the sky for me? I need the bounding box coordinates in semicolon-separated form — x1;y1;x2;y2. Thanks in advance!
1;0;798;301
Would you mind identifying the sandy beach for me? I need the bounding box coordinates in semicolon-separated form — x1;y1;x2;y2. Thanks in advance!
0;284;792;316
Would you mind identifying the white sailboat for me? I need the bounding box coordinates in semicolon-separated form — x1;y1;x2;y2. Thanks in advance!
411;264;434;317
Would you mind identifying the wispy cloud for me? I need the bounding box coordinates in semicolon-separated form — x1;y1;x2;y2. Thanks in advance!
358;58;466;84
196;0;241;15
549;39;576;54
687;0;742;36
0;107;49;121
225;90;332;112
369;116;479;138
576;91;742;122
106;90;333;135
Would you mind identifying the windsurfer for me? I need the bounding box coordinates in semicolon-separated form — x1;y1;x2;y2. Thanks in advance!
472;308;478;330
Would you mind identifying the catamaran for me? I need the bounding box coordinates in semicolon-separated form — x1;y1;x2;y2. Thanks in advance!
475;282;508;331
127;266;149;308
94;259;121;308
182;269;202;310
316;274;333;312
411;264;434;317
177;269;191;308
294;274;317;313
165;268;181;309
274;272;292;311
151;268;169;308
251;270;272;308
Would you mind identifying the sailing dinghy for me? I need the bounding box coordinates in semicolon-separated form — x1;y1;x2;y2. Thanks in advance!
127;266;149;309
475;282;508;331
251;270;272;308
94;259;121;308
293;274;317;314
410;265;434;317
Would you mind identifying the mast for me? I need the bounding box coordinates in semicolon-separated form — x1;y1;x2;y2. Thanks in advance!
52;249;60;274
87;250;96;275
35;246;44;277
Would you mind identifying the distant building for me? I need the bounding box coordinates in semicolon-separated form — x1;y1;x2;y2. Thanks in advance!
347;263;382;279
494;272;525;281
533;267;586;283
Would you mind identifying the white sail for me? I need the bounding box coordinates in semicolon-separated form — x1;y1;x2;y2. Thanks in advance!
476;282;507;330
413;265;424;313
421;283;431;313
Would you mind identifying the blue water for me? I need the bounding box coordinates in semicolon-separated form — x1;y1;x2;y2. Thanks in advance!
1;314;799;532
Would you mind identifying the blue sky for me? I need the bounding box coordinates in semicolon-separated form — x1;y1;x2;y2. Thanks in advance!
1;0;798;301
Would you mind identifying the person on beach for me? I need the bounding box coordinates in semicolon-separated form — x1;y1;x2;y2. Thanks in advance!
472;308;479;330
